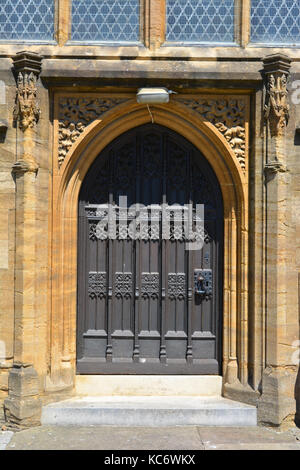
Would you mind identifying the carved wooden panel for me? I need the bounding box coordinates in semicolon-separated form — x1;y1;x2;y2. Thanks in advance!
88;272;107;298
141;273;160;299
168;273;186;300
115;272;133;299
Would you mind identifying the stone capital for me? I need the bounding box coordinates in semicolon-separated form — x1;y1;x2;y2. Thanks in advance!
12;153;39;175
13;51;43;77
262;54;292;77
264;160;288;176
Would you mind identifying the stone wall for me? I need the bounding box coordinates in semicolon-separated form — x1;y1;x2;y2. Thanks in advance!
0;47;299;428
0;59;16;413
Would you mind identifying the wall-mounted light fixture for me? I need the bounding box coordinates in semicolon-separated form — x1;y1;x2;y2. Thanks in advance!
136;87;175;104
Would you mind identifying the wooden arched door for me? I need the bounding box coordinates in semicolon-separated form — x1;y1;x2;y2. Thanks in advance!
77;124;223;374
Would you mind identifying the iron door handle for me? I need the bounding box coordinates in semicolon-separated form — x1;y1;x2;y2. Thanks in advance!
194;269;213;298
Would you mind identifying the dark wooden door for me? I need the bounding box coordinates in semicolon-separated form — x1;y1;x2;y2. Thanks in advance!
77;124;223;374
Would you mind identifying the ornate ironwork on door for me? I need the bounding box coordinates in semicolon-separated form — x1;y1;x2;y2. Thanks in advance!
77;124;223;374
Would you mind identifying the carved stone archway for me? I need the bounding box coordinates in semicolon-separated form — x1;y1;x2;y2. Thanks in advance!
47;93;249;397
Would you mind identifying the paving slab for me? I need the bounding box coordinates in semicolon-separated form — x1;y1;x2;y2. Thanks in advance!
0;431;14;450
4;425;300;451
197;427;300;450
6;425;204;451
204;443;300;450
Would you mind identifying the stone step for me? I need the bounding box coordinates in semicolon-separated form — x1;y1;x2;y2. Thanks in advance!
75;375;223;397
41;396;257;427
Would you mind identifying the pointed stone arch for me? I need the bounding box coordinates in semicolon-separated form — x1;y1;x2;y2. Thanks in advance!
47;94;249;393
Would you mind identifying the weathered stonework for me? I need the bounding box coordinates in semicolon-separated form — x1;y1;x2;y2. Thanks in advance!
4;364;42;428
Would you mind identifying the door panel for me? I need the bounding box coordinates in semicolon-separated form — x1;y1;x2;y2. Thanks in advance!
77;124;223;374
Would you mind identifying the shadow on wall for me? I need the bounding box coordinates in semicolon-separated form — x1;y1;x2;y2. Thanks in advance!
296;370;300;426
296;273;300;427
294;129;300;146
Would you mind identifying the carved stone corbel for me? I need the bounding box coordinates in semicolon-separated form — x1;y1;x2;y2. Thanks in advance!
263;54;291;138
12;51;43;132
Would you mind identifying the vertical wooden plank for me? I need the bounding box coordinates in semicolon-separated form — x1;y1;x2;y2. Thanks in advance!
186;152;193;363
133;132;141;361
106;157;114;362
160;132;167;362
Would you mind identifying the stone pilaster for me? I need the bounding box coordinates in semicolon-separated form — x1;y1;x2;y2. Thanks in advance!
258;54;297;426
4;52;43;428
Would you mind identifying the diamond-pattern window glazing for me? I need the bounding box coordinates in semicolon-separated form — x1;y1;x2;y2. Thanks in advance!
71;0;140;43
0;0;54;41
166;0;235;44
251;0;300;44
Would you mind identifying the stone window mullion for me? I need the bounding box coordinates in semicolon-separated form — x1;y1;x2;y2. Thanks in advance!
240;0;251;47
145;0;166;50
56;0;71;46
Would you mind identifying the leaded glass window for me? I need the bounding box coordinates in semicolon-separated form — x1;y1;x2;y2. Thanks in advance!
71;0;140;43
166;0;236;44
0;0;55;42
251;0;300;44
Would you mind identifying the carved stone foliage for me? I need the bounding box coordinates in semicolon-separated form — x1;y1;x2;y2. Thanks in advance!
13;52;42;132
141;273;160;299
88;272;107;299
115;272;132;299
177;98;246;171
264;73;289;138
13;71;40;132
263;54;291;139
168;273;186;300
58;97;128;167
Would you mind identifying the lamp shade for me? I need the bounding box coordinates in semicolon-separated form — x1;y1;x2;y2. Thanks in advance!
136;88;170;104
